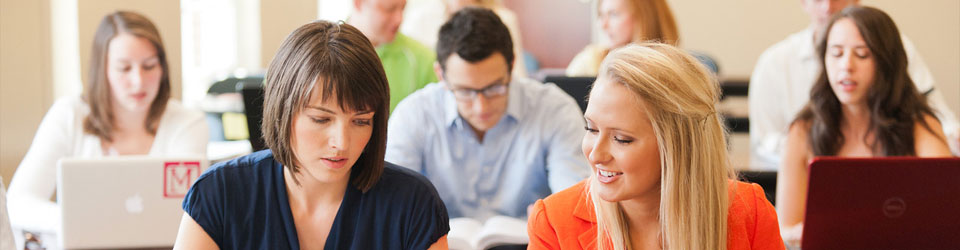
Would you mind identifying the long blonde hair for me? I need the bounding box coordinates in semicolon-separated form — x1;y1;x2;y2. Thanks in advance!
589;43;734;250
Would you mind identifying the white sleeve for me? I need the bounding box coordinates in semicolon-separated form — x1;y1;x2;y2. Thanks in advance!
6;100;76;233
565;46;601;77
162;108;209;157
902;36;960;155
748;50;790;170
1;181;18;250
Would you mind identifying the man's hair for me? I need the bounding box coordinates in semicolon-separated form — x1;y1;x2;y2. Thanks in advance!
436;7;514;72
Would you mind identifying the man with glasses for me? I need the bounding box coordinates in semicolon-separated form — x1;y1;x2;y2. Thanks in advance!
386;7;589;221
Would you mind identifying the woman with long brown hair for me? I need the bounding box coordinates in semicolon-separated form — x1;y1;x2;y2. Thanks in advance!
7;10;207;239
777;6;952;246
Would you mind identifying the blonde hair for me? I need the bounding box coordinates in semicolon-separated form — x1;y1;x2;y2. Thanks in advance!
589;43;734;250
597;0;680;45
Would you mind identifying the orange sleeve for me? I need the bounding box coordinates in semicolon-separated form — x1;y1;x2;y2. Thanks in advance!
527;199;561;250
749;183;786;250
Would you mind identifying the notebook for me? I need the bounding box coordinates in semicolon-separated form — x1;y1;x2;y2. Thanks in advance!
801;157;960;249
57;156;208;249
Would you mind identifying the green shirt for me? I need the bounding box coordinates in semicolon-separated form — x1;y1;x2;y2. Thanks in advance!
376;33;438;113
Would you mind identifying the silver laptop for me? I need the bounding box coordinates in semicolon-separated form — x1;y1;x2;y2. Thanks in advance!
57;156;208;249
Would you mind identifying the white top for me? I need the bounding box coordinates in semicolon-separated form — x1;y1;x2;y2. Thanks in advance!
1;179;15;250
400;0;446;50
565;44;605;77
6;96;209;233
748;28;959;169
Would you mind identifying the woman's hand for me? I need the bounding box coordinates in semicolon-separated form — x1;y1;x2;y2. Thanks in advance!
780;223;803;248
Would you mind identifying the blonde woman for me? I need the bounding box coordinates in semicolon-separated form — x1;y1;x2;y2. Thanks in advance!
528;43;784;250
566;0;679;77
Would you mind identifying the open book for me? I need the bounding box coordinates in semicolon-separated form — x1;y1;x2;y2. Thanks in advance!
448;216;529;250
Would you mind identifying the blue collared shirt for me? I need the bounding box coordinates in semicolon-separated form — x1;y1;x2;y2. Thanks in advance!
386;77;590;221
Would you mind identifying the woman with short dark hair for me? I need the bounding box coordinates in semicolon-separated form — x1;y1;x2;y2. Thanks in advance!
173;20;449;250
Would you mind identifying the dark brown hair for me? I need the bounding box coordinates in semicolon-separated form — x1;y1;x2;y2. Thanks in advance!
437;7;514;72
83;11;170;142
794;6;939;156
261;21;389;192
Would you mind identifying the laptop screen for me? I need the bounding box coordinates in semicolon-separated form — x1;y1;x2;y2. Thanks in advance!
57;157;208;249
801;157;960;249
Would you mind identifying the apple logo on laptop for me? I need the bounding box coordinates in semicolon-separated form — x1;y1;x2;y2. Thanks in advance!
125;193;144;214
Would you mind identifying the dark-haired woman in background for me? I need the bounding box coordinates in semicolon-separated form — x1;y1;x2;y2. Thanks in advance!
173;20;449;250
777;6;952;246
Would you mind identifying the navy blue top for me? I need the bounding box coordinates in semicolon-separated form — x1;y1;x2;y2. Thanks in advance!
182;150;449;249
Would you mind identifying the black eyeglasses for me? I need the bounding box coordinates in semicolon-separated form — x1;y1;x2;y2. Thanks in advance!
447;82;508;101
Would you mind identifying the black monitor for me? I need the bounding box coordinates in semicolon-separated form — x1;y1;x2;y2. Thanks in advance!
239;83;267;152
542;76;595;114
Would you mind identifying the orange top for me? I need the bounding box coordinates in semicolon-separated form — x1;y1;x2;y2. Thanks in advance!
527;180;785;250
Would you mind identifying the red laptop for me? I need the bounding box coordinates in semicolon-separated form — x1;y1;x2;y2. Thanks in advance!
801;157;960;249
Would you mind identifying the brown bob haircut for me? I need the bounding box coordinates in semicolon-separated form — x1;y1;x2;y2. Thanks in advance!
84;11;170;142
261;21;390;192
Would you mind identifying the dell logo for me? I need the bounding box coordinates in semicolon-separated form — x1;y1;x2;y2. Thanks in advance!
882;197;906;218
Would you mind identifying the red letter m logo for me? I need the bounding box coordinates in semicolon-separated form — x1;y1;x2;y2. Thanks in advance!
164;161;201;198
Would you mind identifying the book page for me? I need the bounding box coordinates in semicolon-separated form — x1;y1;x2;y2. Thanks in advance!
449;217;483;250
476;215;529;249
